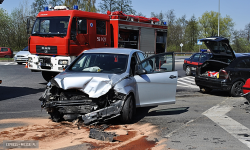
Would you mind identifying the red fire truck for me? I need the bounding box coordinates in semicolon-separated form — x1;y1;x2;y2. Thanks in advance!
27;6;168;81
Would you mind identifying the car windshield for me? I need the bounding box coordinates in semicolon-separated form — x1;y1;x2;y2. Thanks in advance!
31;16;70;37
22;46;28;51
68;53;128;74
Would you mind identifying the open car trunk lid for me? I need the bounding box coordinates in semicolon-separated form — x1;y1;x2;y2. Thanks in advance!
200;37;236;63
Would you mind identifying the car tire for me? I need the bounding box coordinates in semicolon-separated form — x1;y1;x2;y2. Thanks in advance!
4;55;10;58
17;62;22;65
42;71;58;82
230;81;244;97
200;86;212;93
120;95;135;124
49;110;64;122
185;66;192;76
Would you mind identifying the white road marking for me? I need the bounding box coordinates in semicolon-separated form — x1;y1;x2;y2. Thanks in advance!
177;80;198;88
177;76;198;89
203;98;250;148
4;62;16;65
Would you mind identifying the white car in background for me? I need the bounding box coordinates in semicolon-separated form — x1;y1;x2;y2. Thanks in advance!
14;46;30;65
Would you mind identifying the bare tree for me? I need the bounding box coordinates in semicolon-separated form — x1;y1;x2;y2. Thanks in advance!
48;0;63;6
31;0;47;16
64;0;97;12
165;9;175;26
115;0;134;14
98;0;117;14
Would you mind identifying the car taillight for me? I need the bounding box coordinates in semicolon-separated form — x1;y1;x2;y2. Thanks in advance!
218;70;228;79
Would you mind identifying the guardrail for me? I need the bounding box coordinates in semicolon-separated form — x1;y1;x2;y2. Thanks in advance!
145;52;194;57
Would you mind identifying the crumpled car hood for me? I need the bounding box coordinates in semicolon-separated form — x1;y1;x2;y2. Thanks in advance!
53;72;129;98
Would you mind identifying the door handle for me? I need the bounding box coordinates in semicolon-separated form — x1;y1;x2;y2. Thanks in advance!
169;75;177;79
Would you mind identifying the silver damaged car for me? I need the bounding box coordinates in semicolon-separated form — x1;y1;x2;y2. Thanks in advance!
39;48;178;124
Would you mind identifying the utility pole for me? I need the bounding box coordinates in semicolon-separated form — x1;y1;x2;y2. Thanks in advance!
218;0;220;36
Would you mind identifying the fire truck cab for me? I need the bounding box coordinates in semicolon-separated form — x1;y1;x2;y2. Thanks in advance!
28;6;168;81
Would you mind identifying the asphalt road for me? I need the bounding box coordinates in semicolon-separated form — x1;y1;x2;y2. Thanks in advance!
1;61;250;150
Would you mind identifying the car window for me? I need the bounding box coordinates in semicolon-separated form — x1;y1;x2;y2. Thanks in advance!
1;48;8;52
96;20;106;35
236;59;250;68
130;53;139;76
200;54;208;62
137;52;146;61
22;46;29;51
137;53;174;74
193;54;200;61
69;53;128;74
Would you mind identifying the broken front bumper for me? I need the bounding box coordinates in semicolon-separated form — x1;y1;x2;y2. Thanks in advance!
42;99;124;125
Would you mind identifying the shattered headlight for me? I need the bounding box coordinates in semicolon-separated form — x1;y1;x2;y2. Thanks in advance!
28;57;32;62
58;60;68;65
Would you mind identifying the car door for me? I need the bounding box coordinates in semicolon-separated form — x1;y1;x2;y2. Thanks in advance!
233;58;250;81
133;52;178;107
190;53;200;70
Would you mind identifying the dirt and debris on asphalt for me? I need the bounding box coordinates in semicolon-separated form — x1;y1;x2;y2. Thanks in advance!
0;118;167;150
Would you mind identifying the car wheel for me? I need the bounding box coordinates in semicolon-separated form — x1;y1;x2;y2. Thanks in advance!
42;71;58;82
200;86;212;93
4;55;10;58
49;110;64;122
120;95;135;124
185;66;192;76
17;62;22;65
230;81;244;97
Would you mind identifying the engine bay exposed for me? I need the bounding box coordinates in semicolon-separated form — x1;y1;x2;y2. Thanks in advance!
39;78;127;125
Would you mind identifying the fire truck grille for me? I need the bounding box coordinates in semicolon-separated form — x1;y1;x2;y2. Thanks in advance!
36;45;57;54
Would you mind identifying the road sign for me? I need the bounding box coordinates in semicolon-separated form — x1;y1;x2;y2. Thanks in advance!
180;43;183;47
197;39;202;45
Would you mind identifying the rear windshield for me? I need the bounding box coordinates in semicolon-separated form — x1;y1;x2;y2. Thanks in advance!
205;41;233;55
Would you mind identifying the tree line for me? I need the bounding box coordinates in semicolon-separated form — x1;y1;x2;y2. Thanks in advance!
0;0;250;53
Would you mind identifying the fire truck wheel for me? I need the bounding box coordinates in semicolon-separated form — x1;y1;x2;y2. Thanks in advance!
120;95;135;124
230;81;244;97
42;71;58;82
185;66;192;76
200;86;212;93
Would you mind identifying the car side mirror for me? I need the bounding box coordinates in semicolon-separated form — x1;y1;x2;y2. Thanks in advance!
136;68;147;75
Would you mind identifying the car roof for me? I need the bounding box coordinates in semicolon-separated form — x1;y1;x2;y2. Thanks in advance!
83;48;142;55
235;53;250;58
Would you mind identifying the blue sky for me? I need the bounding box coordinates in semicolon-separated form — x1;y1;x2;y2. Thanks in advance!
1;0;249;31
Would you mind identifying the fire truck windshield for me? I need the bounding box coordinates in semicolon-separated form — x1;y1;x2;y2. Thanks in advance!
31;16;70;37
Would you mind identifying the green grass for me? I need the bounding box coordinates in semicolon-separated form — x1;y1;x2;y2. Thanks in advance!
0;58;14;62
